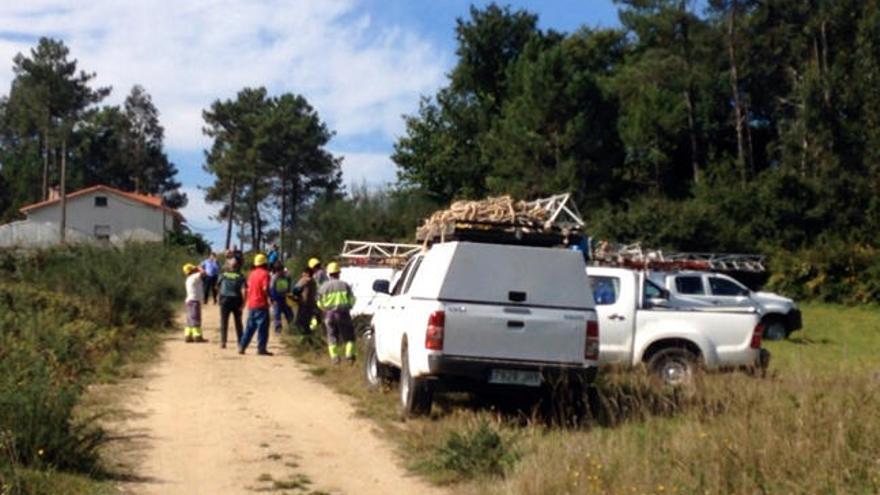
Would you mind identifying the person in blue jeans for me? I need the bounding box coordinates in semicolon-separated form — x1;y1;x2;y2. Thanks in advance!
270;262;293;334
239;253;272;356
200;252;221;305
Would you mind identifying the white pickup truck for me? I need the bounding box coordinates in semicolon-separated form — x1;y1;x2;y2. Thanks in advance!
364;241;600;416
647;270;802;340
587;267;766;385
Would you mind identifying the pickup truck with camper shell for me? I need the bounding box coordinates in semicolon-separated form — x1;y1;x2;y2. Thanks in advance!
587;266;767;385
647;270;801;340
364;241;600;417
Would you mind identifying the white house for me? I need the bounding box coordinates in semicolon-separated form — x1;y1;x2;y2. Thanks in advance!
0;185;184;248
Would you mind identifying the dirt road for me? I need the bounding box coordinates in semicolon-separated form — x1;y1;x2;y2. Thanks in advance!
115;306;442;495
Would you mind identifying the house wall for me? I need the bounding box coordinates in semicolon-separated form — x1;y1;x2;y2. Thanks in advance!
4;191;175;247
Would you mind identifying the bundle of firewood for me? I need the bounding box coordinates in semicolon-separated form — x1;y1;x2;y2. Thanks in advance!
416;195;551;241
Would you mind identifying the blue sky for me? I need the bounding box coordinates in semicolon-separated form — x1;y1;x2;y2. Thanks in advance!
0;1;626;247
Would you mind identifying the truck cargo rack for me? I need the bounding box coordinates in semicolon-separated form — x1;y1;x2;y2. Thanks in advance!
416;220;583;248
416;192;586;248
591;242;766;273
340;240;423;266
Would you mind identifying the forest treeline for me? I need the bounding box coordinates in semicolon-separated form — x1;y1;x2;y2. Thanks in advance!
0;39;187;220
391;0;880;254
3;2;880;302
303;0;880;302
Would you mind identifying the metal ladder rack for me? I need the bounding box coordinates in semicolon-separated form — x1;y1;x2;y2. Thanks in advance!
340;240;422;266
592;242;766;273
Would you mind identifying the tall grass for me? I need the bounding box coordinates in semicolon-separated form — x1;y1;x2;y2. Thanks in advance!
0;244;190;494
285;304;880;494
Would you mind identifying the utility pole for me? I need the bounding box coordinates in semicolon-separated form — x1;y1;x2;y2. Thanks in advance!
59;138;67;244
161;193;167;246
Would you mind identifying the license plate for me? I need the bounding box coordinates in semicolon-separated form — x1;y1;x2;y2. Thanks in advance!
488;369;542;387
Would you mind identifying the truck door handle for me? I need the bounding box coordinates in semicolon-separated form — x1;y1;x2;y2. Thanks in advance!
507;320;525;328
609;314;626;321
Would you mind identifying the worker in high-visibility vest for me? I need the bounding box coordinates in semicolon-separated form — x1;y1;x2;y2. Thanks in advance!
270;262;294;334
316;262;356;364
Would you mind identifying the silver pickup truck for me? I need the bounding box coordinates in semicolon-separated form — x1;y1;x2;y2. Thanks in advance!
648;271;802;340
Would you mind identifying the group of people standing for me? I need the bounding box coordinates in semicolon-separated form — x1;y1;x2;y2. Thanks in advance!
180;246;357;364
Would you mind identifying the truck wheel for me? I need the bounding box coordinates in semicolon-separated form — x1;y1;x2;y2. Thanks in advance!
363;332;391;390
763;318;787;341
648;347;697;387
399;341;433;417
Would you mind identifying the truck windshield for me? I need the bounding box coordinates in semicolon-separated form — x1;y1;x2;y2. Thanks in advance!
643;279;665;306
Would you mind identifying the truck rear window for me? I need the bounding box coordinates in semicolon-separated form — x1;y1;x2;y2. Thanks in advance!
675;276;705;295
589;276;619;305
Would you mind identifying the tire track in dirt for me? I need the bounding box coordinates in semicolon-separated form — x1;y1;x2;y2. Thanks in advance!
113;306;443;495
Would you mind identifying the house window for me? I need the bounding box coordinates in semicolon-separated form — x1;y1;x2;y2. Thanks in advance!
94;196;108;207
94;225;111;242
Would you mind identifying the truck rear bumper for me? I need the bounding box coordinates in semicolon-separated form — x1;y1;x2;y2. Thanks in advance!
427;354;597;387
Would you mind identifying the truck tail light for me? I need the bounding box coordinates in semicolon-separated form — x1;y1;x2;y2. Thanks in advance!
584;319;600;360
425;310;445;351
750;322;764;349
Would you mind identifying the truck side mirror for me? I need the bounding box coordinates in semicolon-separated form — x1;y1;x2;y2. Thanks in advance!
372;279;390;294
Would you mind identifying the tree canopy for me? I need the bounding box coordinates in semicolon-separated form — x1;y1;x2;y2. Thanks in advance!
0;37;186;222
393;1;880;256
202;88;341;253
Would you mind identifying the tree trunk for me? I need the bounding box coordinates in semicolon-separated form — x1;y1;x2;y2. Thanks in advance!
59;138;67;244
225;178;237;251
684;88;700;184
255;206;263;253
678;4;700;184
727;1;748;183
42;129;50;200
280;177;287;261
289;178;299;256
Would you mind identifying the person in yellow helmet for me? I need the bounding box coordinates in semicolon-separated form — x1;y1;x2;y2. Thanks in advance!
316;261;356;364
309;257;329;286
239;253;273;356
182;263;206;343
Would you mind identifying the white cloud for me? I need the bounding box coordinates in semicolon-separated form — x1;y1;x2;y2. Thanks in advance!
0;0;447;152
178;186;221;229
337;150;398;189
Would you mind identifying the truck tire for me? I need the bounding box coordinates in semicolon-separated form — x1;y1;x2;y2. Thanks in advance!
648;347;698;387
363;331;392;390
399;341;433;417
763;317;787;341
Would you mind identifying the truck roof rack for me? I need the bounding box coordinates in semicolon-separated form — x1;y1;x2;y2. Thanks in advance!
417;220;582;247
592;242;766;273
416;193;585;247
340;240;422;267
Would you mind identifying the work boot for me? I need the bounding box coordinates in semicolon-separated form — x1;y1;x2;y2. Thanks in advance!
238;347;245;355
331;356;341;365
257;350;274;356
346;356;356;365
194;336;206;343
185;335;194;343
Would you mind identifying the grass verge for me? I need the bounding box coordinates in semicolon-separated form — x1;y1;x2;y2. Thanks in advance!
283;304;880;494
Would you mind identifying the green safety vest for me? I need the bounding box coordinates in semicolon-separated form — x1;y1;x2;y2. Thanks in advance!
317;279;356;311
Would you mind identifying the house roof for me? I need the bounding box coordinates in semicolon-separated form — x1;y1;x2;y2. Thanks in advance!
19;184;184;220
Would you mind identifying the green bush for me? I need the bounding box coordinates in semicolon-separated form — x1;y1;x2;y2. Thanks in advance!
425;421;519;480
3;244;187;328
767;242;880;304
0;244;187;484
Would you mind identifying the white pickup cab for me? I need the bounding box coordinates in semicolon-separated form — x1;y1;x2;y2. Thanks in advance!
365;241;600;416
587;267;766;385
